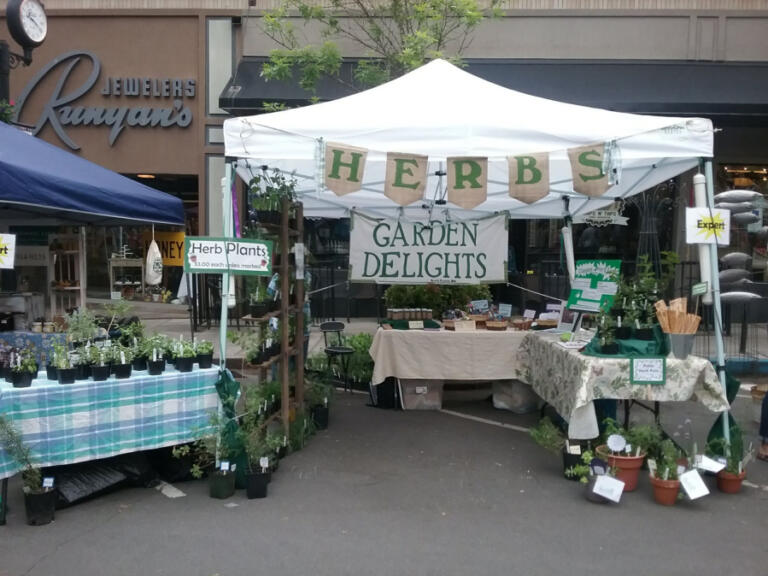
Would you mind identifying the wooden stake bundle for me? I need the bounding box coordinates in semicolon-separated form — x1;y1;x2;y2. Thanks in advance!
654;299;700;334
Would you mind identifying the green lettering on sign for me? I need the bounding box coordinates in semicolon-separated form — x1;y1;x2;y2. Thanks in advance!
514;156;542;184
453;160;483;189
393;158;420;190
328;149;364;182
578;150;604;182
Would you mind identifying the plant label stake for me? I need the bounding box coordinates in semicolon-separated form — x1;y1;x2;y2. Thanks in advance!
679;470;709;500
42;477;54;489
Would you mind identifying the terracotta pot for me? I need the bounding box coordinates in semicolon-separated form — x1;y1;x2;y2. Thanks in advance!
595;445;645;492
716;469;746;494
650;475;680;506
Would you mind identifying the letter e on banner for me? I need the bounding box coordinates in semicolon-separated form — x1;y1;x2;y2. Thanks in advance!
325;142;368;196
568;143;610;197
385;152;427;206
508;153;549;204
447;157;487;209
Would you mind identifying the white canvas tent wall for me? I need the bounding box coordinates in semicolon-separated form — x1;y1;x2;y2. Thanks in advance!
223;59;712;221
223;58;730;443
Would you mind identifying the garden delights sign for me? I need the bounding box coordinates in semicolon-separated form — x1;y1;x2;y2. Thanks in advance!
324;141;616;207
349;215;507;284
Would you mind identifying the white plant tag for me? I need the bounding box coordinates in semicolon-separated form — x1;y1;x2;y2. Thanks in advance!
523;309;536;319
259;457;269;469
220;461;230;471
680;469;709;500
695;454;725;473
567;443;581;455
647;459;657;477
624;443;632;454
592;475;624;503
42;477;54;488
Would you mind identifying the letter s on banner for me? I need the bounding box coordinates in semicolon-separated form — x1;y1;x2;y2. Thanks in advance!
567;142;610;197
508;153;549;204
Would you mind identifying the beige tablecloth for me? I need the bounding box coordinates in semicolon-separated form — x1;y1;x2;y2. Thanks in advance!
514;332;729;439
370;328;528;385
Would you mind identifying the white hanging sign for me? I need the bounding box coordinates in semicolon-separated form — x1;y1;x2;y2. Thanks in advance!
0;234;16;269
685;208;730;245
349;214;507;284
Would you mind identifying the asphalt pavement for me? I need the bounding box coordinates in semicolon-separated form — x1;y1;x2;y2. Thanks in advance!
1;389;767;576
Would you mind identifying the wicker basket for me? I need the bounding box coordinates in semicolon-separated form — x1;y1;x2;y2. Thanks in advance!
486;320;508;331
442;319;455;330
511;318;533;331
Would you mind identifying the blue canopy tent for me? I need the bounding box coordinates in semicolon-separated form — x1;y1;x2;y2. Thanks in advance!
0;121;184;226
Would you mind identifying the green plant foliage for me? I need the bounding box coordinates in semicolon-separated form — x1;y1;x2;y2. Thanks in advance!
564;450;595;485
0;415;42;492
384;284;492;318
65;308;99;343
653;439;682;481
195;340;214;355
248;168;297;212
529;417;565;455
0;100;14;124
260;0;501;98
11;347;38;374
708;427;747;475
602;418;663;459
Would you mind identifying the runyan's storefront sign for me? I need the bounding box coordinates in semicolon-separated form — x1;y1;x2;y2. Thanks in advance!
349;215;507;284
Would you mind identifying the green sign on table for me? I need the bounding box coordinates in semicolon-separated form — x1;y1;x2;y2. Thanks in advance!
691;282;708;296
566;259;621;313
630;357;666;386
184;237;273;276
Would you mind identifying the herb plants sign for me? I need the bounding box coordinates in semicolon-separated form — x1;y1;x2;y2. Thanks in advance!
566;259;620;312
349;214;507;284
184;237;273;276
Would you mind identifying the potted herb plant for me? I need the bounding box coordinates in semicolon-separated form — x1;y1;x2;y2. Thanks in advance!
595;419;662;492
564;450;614;503
529;417;586;481
242;431;271;499
248;277;271;318
90;347;111;381
56;347;76;384
306;381;332;430
65;308;99;346
175;339;196;372
597;312;619;355
145;335;166;375
131;337;150;371
108;344;133;379
709;428;750;494
44;344;60;381
11;347;38;388
0;415;57;525
196;339;214;369
649;439;682;506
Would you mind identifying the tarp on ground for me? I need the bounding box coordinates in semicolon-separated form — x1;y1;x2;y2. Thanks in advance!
0;121;184;226
223;59;714;220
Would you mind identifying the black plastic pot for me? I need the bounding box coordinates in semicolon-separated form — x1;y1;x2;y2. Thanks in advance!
269;300;281;312
562;449;583;481
132;357;148;371
4;365;11;382
610;308;625;319
24;489;57;526
197;353;213;369
277;446;287;460
91;365;111;381
175;357;194;373
113;363;132;379
249;302;270;318
11;371;33;388
58;367;76;384
312;405;329;430
635;328;655;341
209;471;236;499
148;360;165;375
245;471;269;499
601;343;620;355
46;364;58;381
75;364;91;381
615;327;632;340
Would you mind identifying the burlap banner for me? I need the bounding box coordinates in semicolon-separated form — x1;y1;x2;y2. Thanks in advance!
567;143;610;197
384;152;428;206
447;157;487;209
325;142;368;196
508;153;549;204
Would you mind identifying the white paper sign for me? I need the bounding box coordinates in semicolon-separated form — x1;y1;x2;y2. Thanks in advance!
470;299;490;312
631;358;665;384
498;303;512;317
592;475;625;503
408;320;424;330
695;454;726;473
647;459;657;478
686;207;730;246
0;234;16;269
454;320;476;332
220;461;230;471
42;477;54;488
679;469;710;500
523;309;536;319
259;457;269;469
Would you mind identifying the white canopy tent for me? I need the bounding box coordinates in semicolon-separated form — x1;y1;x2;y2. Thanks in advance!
223;59;713;221
222;58;730;444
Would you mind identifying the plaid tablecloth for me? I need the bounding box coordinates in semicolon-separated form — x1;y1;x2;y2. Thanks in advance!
0;366;220;479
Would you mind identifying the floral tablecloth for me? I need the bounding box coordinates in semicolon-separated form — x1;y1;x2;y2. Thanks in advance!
514;332;729;439
0;331;66;364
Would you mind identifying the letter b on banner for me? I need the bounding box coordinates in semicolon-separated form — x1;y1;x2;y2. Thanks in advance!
508;153;549;204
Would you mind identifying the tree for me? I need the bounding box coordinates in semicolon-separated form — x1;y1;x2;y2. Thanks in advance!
0;100;13;124
260;0;501;97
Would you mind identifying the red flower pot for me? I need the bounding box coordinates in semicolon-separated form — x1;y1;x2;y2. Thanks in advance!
595;445;645;492
650;475;680;506
716;470;746;494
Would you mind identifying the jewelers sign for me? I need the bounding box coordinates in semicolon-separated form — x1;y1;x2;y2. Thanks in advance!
184;237;272;276
349;215;507;284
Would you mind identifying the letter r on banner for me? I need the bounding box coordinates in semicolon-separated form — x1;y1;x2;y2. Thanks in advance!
508;153;549;204
385;152;428;206
447;157;487;209
325;142;368;196
567;143;610;197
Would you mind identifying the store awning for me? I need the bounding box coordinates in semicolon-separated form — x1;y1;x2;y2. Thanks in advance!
0;121;185;226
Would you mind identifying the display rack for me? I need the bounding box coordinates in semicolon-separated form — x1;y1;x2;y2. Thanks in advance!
48;232;86;318
109;257;145;300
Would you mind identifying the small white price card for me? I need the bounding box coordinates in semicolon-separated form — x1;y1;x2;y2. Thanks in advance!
592;475;625;503
679;469;709;500
565;441;581;455
454;320;476;332
220;461;230;471
498;303;512;317
695;454;726;473
523;309;536;319
408;320;424;330
630;357;666;385
470;299;489;312
42;477;54;489
259;457;269;470
647;459;657;478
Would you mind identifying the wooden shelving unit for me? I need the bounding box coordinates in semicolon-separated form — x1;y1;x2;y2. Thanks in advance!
48;233;86;318
108;257;145;300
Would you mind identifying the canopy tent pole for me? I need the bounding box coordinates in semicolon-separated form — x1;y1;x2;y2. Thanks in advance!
79;226;87;311
219;162;234;367
702;160;731;448
561;196;576;283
